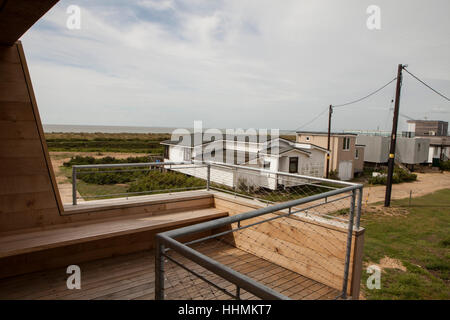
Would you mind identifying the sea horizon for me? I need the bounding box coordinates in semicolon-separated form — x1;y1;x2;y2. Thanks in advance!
43;124;296;135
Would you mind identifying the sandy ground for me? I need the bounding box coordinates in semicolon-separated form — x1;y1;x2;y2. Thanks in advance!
50;152;149;204
362;171;450;205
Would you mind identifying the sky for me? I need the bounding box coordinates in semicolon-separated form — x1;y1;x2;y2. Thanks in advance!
21;0;450;132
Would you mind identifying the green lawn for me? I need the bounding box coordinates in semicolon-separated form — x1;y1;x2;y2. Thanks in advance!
361;189;450;299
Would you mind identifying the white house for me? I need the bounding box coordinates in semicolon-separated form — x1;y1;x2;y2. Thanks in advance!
161;134;329;190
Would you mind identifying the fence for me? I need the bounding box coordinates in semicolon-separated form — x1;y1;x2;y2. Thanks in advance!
70;161;207;205
154;165;363;300
70;160;364;299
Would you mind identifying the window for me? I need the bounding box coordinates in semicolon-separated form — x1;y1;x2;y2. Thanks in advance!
263;161;270;169
343;137;350;150
183;148;192;161
306;136;310;141
164;145;169;159
355;149;359;159
289;157;298;173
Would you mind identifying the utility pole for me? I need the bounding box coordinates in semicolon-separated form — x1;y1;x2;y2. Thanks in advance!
384;64;404;207
326;105;333;178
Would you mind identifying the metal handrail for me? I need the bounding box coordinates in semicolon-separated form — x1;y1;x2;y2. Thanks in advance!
71;161;205;205
155;183;363;300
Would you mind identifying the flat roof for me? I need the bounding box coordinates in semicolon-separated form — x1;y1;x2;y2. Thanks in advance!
296;131;357;136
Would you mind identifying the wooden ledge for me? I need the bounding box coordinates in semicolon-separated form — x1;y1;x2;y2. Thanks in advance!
63;190;212;215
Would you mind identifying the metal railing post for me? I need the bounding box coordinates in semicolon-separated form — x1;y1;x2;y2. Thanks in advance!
355;187;363;229
72;166;77;205
155;238;165;300
206;164;211;191
341;189;356;299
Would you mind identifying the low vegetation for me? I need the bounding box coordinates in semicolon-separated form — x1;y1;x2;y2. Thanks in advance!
46;132;170;153
62;155;205;199
64;155;154;185
440;160;450;171
361;189;450;299
367;167;417;185
128;170;205;194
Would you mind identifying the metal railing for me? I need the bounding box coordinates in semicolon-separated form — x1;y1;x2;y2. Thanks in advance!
155;167;363;300
69;159;363;299
71;161;206;205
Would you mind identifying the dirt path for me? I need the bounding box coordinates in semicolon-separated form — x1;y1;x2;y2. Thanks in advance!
363;171;450;204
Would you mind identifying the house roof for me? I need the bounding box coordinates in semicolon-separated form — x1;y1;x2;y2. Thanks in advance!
193;149;259;165
259;146;311;157
293;142;329;152
161;134;288;148
296;131;357;136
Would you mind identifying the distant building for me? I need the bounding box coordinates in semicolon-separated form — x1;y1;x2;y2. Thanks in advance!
406;120;448;137
161;134;329;189
405;120;449;163
295;132;365;181
356;135;429;166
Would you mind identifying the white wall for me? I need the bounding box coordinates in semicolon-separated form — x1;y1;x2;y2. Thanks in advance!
168;146;185;162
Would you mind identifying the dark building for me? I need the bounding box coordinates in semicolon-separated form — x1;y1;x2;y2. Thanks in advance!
406;120;448;137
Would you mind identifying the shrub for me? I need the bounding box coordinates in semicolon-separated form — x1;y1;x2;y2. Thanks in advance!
368;167;417;185
127;170;205;193
65;155;154;184
440;160;450;171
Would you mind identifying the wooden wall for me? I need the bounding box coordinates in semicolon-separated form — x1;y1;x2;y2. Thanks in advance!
213;193;364;299
0;42;64;232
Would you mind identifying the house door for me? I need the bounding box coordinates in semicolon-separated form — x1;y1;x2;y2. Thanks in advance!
338;161;353;181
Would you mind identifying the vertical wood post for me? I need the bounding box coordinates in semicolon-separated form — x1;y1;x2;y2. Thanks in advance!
326;105;333;178
385;64;404;207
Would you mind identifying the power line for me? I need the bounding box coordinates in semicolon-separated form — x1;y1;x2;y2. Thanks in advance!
332;77;397;108
290;107;329;133
403;68;450;102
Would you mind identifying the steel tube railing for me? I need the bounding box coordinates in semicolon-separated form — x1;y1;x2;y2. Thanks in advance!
156;234;291;300
155;182;363;300
71;161;205;205
163;184;360;240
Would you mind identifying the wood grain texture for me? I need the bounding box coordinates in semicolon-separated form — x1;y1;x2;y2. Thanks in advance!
213;192;365;296
0;240;339;300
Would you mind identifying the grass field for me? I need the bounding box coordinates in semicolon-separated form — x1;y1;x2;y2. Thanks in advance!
45;132;171;153
360;189;450;299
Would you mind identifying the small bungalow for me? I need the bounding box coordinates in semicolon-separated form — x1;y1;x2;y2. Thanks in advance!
161;134;329;190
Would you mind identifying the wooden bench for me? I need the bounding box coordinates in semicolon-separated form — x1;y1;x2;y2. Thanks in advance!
0;207;228;278
0;208;228;259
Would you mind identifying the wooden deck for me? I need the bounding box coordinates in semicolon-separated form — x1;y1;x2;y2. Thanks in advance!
0;240;339;300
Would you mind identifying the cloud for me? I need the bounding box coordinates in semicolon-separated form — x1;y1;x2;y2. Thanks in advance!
138;0;175;11
21;0;450;131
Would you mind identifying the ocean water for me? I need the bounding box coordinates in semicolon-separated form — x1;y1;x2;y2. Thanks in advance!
43;124;295;135
43;124;181;134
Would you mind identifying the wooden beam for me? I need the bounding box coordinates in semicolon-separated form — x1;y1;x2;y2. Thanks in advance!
0;0;60;46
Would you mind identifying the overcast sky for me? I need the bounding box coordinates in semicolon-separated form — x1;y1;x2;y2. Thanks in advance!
22;0;450;132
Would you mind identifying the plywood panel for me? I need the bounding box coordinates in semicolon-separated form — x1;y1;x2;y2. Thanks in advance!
0;120;40;139
0;82;30;102
213;193;364;296
0;42;64;231
0;101;35;121
0;175;53;195
0;157;48;175
0;139;45;158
